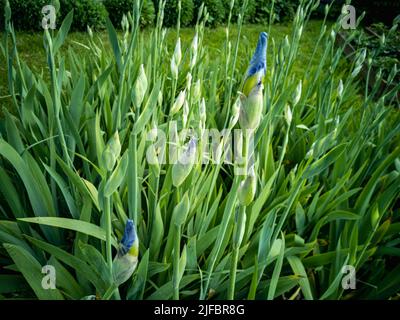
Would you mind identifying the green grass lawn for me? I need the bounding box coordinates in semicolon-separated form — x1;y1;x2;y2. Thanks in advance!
0;20;327;115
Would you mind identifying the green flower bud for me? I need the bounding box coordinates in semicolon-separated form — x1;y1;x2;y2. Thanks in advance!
293;80;302;106
183;100;189;127
173;193;190;227
171;57;178;80
173;37;182;66
238;167;257;206
199;98;206;123
5;1;11;21
239;85;263;130
102;149;117;172
229;97;240;129
193;79;201;103
337;79;343;99
284;104;292;125
233;210;246;248
172;138;197;187
133;64;148;109
102;131;121;171
190;33;198;69
186;73;192;92
171;90;186;115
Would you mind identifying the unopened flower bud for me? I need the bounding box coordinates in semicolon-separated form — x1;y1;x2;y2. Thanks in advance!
172;138;197;187
193;79;201;103
171;90;186;115
173;37;182;66
337;79;343;98
238;166;257;206
133;64;148;108
171;58;178;80
102;131;121;171
293;80;302;106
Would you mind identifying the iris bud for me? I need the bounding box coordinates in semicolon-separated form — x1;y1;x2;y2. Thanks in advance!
238;166;257;206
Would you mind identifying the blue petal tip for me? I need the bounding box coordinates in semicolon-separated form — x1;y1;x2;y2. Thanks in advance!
121;219;136;252
246;32;268;78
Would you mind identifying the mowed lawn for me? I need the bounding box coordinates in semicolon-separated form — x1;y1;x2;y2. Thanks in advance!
0;20;328;115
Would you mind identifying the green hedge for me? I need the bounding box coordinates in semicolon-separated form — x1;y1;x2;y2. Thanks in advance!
1;0;49;30
1;0;107;31
58;0;107;31
103;0;155;29
163;0;194;27
6;0;395;31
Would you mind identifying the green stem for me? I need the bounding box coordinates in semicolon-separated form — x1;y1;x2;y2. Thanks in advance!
132;133;138;224
173;224;181;300
228;205;246;300
105;194;113;272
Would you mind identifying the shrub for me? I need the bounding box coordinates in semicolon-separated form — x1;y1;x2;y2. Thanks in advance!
163;0;194;27
139;0;156;28
200;0;225;26
221;0;257;24
103;0;155;29
0;0;107;31
254;0;299;24
1;0;49;31
58;0;107;31
352;0;400;25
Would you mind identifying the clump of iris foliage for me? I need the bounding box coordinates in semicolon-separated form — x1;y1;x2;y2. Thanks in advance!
0;0;399;300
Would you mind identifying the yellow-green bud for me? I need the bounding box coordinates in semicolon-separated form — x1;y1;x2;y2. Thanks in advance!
239;84;263;130
102;131;121;171
337;79;343;99
171;90;186;115
229;97;240;129
171;57;178;80
193;79;201;103
173;193;190;227
238;167;257;206
173;37;182;66
172;138;197;187
293;80;302;106
133;64;148;109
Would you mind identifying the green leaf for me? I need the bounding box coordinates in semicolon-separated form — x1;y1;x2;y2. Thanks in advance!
25;236;108;293
3;243;64;300
106;17;122;73
303;144;347;179
267;233;285;300
18;217;117;247
53;10;74;53
0;275;28;294
104;152;129;197
132;80;161;135
287;255;313;300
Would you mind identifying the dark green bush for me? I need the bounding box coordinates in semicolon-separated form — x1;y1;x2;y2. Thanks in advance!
140;0;156;27
163;0;194;27
0;0;107;31
254;0;299;24
200;0;225;26
221;0;256;24
103;0;155;29
352;0;400;25
59;0;107;31
1;0;48;30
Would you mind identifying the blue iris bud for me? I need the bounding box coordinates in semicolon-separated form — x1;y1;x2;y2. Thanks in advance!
239;32;268;130
112;219;139;286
